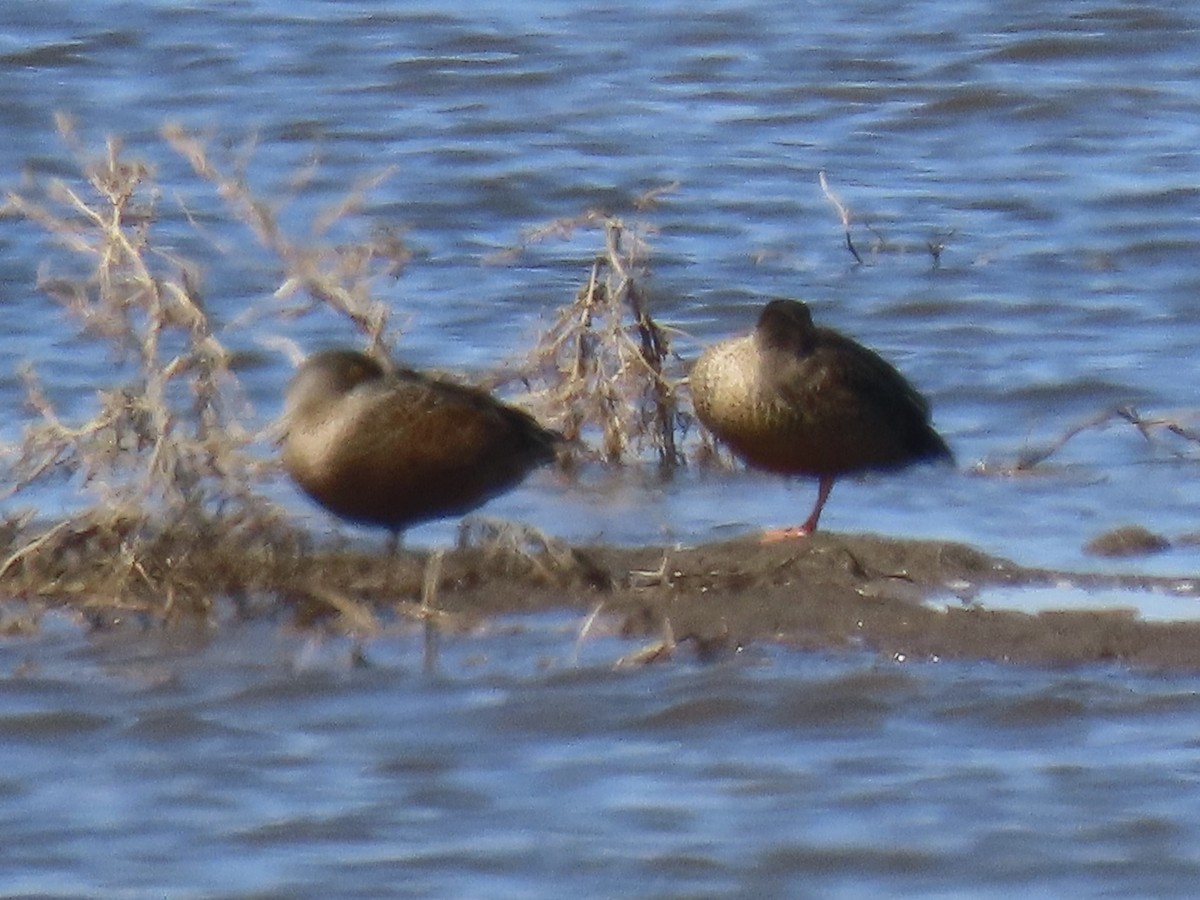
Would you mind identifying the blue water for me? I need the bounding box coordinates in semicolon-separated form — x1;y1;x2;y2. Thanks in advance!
6;612;1200;899
3;0;1200;894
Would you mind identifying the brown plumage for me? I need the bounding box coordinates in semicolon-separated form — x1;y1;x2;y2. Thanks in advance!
690;299;952;539
282;349;560;533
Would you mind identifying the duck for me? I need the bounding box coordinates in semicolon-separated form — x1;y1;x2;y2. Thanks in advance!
281;349;561;534
689;299;952;539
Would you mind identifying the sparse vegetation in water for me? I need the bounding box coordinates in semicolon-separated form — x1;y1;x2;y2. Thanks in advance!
0;118;417;626
4;121;1200;671
2;117;300;623
496;206;688;468
0;120;696;633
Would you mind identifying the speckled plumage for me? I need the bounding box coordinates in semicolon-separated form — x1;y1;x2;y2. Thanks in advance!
282;349;560;531
690;299;951;537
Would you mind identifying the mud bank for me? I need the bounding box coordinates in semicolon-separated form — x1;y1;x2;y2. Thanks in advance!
8;519;1198;670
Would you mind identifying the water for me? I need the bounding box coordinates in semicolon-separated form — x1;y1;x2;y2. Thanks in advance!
6;612;1200;898
3;0;1200;894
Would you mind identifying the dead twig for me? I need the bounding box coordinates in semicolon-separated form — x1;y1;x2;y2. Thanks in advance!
499;214;686;467
163;122;407;359
420;549;445;674
6;120;266;533
614;616;676;668
980;404;1200;475
570;601;608;666
820;171;862;265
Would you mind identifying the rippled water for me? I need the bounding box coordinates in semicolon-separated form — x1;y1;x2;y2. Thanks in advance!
4;0;1200;894
7;612;1200;898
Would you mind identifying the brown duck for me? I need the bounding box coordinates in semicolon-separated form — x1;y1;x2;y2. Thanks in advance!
690;299;952;539
282;349;560;533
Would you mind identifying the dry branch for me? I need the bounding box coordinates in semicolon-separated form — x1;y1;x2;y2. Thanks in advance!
499;214;686;467
1;120;308;620
819;171;863;264
978;405;1200;476
163;123;408;359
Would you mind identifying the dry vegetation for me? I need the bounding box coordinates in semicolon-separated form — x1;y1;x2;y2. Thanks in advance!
819;171;952;268
496;211;687;467
973;405;1200;476
0;120;693;632
3;120;297;604
2;123;1192;651
163;123;412;359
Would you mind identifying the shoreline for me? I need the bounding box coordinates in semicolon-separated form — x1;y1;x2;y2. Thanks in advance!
5;519;1200;671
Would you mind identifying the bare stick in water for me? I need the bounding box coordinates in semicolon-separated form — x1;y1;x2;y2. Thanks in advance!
819;171;863;264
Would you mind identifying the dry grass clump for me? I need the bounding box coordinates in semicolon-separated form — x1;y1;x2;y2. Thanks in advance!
163;123;409;357
0;118;413;623
456;517;612;590
0;508;308;626
4;119;276;542
501;212;687;468
2;119;656;633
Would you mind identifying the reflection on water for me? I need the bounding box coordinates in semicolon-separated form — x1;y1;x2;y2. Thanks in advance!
5;0;1200;893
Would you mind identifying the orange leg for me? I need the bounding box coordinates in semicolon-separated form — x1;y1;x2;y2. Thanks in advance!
761;475;835;542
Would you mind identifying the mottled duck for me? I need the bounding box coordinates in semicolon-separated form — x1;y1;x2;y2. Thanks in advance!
690;299;951;539
282;349;560;534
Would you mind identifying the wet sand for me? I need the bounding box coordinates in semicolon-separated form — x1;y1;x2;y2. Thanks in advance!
4;519;1200;670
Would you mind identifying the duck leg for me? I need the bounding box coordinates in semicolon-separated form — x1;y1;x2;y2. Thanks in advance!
762;475;835;542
